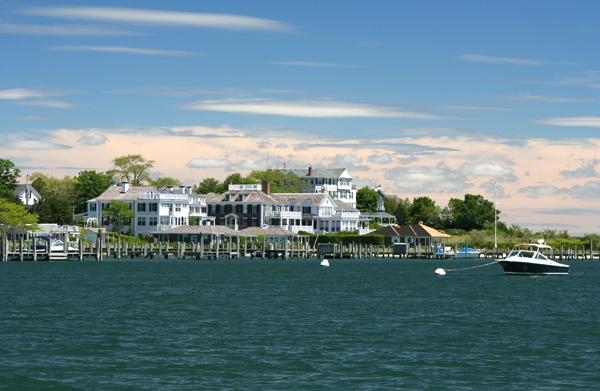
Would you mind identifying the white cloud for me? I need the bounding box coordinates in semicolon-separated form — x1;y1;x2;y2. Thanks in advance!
78;133;109;146
368;153;392;164
49;45;198;57
328;154;362;166
26;6;292;32
509;94;589;103
4;139;71;150
0;22;136;36
0;88;50;100
459;54;543;66
561;160;598;179
184;99;439;119
270;61;358;69
19;99;73;108
462;162;515;181
571;181;600;199
539;117;600;127
187;158;231;168
385;164;469;194
518;185;569;198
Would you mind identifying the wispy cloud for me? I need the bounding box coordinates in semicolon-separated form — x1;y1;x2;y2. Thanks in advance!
0;88;72;108
184;99;440;119
507;93;590;103
459;54;543;66
560;160;598;179
0;22;137;36
49;45;198;57
539;117;600;127
25;6;292;32
518;185;569;198
0;88;51;100
559;71;600;88
270;61;359;69
3;139;71;150
187;158;231;168
18;99;74;109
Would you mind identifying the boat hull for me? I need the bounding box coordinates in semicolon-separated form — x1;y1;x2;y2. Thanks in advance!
499;260;569;275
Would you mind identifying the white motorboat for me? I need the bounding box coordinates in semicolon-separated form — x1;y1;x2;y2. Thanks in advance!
499;241;569;275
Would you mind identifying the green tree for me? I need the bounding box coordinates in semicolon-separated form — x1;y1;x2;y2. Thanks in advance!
30;173;76;225
448;194;497;231
195;177;225;194
409;196;440;226
0;158;20;201
222;173;254;190
247;169;304;193
394;197;412;225
104;201;134;233
110;154;154;186
0;198;38;229
356;187;378;212
149;176;180;189
74;170;113;214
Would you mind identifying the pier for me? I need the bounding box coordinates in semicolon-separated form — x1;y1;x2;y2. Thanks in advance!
2;228;600;262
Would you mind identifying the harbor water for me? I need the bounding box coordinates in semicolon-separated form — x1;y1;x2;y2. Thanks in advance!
1;258;600;390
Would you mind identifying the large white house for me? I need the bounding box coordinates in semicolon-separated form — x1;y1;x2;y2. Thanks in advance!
205;183;360;234
86;183;211;235
279;167;357;208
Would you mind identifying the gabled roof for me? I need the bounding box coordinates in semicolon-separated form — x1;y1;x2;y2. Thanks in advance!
332;199;359;211
239;226;296;237
207;190;280;204
14;184;41;199
371;223;451;238
90;185;158;202
271;192;332;207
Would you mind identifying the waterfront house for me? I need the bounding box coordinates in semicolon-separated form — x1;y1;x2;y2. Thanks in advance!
371;222;451;247
204;183;361;234
14;184;41;206
279;166;357;208
86;182;212;235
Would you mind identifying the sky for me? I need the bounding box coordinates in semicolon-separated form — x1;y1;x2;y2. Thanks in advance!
2;1;600;234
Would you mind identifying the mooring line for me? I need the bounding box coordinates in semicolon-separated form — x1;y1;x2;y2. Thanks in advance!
445;260;500;272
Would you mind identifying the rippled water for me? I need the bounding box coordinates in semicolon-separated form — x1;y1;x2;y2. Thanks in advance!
1;259;600;390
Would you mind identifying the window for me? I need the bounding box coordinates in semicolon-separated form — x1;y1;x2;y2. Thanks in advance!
89;203;97;211
137;203;146;212
175;204;181;212
149;217;158;226
137;217;146;226
149;203;158;212
160;217;169;225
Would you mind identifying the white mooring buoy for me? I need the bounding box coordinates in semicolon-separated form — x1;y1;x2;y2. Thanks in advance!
320;258;330;267
434;267;446;276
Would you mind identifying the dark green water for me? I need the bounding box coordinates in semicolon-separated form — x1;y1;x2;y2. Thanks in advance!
1;259;600;390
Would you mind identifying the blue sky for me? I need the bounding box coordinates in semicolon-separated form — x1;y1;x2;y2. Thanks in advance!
2;1;600;234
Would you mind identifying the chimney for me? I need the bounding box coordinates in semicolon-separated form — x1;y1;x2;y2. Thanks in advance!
120;182;130;193
179;185;186;194
308;166;312;176
262;180;271;194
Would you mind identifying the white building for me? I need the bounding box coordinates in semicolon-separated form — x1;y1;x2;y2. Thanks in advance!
205;183;361;234
86;183;211;235
271;193;360;234
14;184;41;206
280;167;357;208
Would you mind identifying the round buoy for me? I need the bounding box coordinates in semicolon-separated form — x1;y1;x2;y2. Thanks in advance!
434;268;446;276
320;258;330;267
